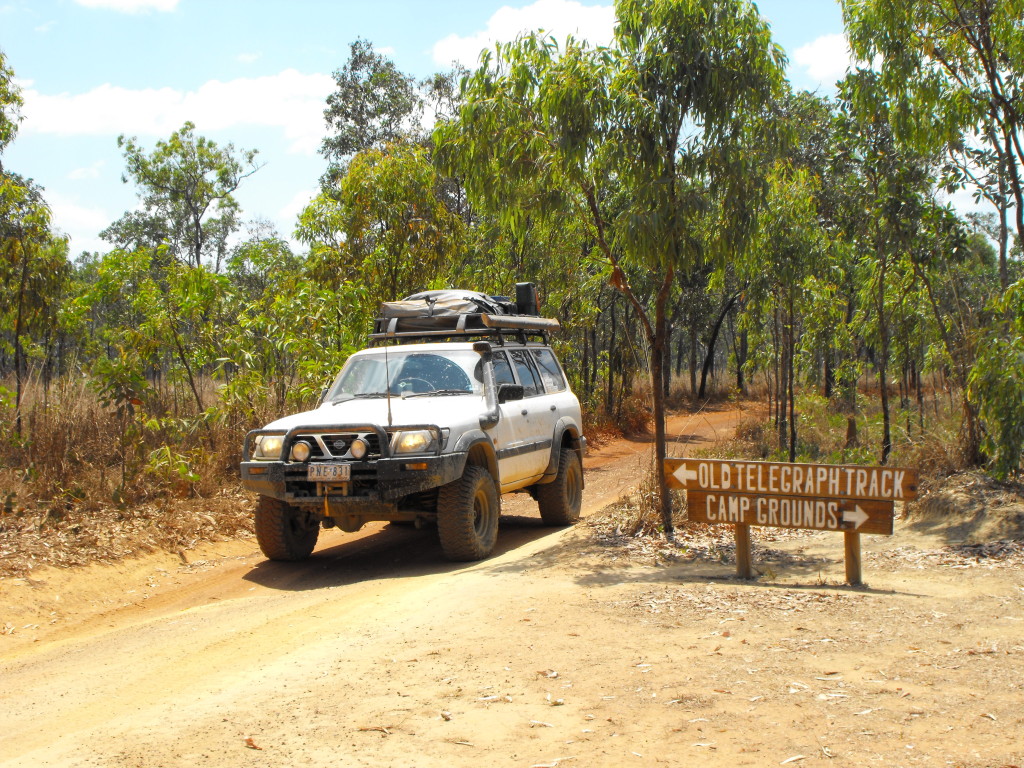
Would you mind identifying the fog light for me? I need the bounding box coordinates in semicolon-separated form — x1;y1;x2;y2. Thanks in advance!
290;440;312;462
350;438;368;459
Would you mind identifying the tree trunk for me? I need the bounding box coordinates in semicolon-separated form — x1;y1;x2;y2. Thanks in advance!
698;292;739;399
663;329;672;398
13;236;30;438
737;328;747;395
651;270;675;540
877;254;892;465
788;294;797;462
688;324;698;399
606;295;617;414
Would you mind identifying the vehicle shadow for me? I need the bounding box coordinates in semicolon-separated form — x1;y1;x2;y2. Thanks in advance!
242;512;560;592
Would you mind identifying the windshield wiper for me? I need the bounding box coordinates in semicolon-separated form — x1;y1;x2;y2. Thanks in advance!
402;389;472;398
350;391;388;399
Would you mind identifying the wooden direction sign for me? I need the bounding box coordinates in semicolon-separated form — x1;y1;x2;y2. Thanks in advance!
664;457;919;585
687;491;895;535
665;457;918;502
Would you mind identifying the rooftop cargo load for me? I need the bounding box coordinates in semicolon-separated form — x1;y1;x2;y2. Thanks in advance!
372;283;559;340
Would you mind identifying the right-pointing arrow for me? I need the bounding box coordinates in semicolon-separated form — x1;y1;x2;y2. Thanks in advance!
673;462;698;488
843;504;869;530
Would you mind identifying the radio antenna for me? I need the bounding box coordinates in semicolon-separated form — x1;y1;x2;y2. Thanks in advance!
385;342;393;427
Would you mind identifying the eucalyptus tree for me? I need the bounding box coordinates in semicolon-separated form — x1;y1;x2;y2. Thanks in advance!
969;279;1024;478
320;39;422;186
740;164;827;460
1;55;69;434
836;72;928;463
298;140;464;311
435;0;785;536
843;0;1024;289
105;122;260;271
1;49;21;164
0;177;69;435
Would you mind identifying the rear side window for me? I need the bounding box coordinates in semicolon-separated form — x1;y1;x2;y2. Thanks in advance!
473;351;516;386
532;349;567;392
493;351;515;385
509;350;542;397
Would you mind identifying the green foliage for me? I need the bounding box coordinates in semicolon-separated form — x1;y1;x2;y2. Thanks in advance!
8;0;1024;534
843;0;1024;285
321;39;423;180
299;140;464;310
104;122;260;270
969;280;1024;479
0;49;22;157
435;0;788;535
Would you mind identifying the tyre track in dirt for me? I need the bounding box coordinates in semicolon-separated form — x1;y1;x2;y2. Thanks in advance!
0;405;749;767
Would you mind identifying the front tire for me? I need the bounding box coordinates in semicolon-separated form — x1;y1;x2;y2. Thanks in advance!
255;496;319;561
537;448;583;525
437;465;500;561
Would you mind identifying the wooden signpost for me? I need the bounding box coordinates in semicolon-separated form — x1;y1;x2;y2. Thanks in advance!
665;458;919;585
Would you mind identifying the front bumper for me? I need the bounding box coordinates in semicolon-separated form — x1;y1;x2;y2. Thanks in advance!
241;452;466;507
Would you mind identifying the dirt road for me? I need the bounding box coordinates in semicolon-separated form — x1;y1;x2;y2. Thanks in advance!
1;404;1022;768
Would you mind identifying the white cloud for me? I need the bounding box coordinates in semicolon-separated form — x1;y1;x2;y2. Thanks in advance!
237;52;261;64
35;20;56;33
73;0;178;12
68;160;105;180
432;0;614;68
793;33;852;87
20;69;335;155
46;190;112;254
278;187;318;226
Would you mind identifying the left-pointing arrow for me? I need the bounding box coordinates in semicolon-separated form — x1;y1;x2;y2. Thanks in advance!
842;504;869;530
673;462;698;487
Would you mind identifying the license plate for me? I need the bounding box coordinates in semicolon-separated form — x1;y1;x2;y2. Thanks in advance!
307;463;351;482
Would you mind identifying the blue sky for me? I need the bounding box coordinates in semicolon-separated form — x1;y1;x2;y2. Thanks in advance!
1;0;852;258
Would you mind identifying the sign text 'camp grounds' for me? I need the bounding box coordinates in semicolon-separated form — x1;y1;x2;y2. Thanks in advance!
664;457;919;585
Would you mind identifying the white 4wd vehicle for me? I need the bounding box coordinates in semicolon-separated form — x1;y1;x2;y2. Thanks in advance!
241;286;586;562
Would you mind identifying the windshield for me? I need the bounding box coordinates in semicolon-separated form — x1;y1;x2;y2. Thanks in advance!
327;350;483;401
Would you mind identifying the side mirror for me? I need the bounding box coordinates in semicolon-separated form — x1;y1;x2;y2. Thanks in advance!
498;383;524;404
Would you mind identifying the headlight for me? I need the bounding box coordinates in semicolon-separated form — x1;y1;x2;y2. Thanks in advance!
254;434;285;460
350;438;368;460
391;430;433;454
290;440;312;462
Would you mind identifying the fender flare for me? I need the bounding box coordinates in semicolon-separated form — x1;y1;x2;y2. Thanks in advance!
452;429;500;483
539;417;584;483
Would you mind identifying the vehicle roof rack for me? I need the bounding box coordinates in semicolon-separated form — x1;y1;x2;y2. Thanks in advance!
369;313;559;346
368;284;559;346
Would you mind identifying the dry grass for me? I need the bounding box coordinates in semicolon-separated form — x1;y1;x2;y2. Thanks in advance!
0;491;254;578
0;374;278;578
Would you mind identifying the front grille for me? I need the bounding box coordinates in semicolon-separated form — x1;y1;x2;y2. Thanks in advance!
297;432;382;460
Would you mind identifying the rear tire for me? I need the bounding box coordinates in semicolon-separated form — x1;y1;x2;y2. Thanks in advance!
255;496;319;561
537;448;582;525
437;465;499;561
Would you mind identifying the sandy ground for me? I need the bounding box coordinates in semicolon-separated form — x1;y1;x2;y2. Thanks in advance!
1;403;1022;768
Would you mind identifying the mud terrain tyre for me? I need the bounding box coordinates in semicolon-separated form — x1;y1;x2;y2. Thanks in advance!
255;496;319;561
536;448;582;525
437;465;499;561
